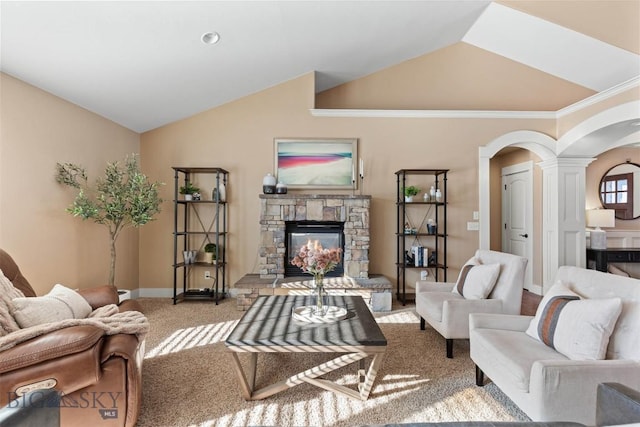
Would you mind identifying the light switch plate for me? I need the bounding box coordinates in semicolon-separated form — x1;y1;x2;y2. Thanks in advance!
467;221;479;231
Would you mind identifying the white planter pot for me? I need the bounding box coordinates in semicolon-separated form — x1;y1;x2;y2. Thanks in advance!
404;196;414;203
118;289;132;302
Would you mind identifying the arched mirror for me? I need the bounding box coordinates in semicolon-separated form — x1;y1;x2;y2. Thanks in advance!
599;161;640;220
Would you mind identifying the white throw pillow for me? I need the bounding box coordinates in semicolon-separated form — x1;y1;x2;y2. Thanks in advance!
452;258;500;300
526;282;622;360
11;284;92;328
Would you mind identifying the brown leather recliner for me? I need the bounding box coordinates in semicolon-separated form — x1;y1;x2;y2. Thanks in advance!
0;249;145;427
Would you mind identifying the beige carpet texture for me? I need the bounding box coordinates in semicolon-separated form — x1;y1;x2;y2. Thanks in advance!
137;297;529;427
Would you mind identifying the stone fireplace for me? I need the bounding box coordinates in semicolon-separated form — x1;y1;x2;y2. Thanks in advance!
259;194;370;279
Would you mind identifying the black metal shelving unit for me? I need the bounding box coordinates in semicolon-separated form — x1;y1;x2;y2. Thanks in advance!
395;169;448;305
172;167;228;304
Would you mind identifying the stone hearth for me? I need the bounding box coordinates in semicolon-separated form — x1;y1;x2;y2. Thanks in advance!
233;274;392;311
259;194;371;279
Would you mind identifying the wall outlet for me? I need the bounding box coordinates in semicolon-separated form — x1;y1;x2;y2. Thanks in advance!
473;211;479;220
204;271;211;279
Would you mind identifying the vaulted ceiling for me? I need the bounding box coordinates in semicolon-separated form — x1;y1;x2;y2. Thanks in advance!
1;1;639;133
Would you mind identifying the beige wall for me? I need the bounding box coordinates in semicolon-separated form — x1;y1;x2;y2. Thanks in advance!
0;73;140;295
499;0;640;55
140;72;560;290
316;42;594;112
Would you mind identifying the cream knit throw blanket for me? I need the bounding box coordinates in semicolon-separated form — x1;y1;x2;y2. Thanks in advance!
0;269;149;351
0;303;149;352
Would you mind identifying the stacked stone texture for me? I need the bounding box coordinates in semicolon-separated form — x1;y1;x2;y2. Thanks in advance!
259;194;371;279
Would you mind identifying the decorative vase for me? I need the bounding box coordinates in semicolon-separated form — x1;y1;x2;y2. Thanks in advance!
219;181;226;201
263;173;276;194
276;181;287;194
427;222;437;235
313;274;325;315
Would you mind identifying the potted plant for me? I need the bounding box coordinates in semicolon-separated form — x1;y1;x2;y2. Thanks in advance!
203;243;217;264
179;182;200;200
56;154;163;293
403;186;420;202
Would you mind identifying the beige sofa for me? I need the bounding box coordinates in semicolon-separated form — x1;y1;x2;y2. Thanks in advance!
470;266;640;425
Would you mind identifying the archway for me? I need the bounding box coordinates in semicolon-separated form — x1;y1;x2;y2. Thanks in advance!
478;130;556;250
557;101;640;157
479;101;640;294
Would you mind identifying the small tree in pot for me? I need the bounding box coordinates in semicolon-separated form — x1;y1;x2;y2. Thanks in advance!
56;154;163;288
203;243;217;264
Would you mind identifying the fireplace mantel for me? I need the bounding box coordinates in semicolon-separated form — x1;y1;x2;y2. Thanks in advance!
259;194;370;279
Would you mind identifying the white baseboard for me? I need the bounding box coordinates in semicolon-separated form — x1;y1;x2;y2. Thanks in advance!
137;288;174;298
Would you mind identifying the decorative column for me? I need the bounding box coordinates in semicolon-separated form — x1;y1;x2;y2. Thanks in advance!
539;157;595;293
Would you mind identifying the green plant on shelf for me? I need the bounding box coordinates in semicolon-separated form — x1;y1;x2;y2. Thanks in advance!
403;186;420;197
179;182;200;195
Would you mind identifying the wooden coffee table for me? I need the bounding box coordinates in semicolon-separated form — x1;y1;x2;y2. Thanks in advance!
225;295;387;401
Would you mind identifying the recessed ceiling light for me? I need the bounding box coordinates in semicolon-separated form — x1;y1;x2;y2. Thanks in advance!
201;32;220;45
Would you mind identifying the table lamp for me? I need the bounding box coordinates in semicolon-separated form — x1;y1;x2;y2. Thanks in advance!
586;209;615;250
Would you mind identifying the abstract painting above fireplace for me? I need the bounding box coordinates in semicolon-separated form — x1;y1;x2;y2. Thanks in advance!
274;138;358;189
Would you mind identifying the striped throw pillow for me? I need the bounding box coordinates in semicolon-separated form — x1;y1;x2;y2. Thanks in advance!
526;281;623;360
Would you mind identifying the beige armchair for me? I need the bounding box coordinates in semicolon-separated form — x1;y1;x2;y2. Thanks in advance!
415;249;527;358
470;266;640;424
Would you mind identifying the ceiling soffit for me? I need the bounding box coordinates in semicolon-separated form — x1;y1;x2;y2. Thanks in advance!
463;3;640;92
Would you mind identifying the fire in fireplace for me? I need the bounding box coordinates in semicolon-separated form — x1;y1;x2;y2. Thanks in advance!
285;221;345;277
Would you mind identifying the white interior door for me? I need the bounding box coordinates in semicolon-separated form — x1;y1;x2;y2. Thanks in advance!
502;161;533;290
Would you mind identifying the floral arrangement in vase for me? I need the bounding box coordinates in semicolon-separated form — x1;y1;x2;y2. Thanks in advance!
291;241;342;314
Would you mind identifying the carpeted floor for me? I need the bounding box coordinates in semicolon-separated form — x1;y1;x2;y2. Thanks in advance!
136;297;529;427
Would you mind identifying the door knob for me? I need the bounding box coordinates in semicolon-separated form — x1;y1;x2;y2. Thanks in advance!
519;233;529;238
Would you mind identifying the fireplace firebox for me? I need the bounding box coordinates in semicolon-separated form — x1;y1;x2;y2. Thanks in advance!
285;221;344;277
